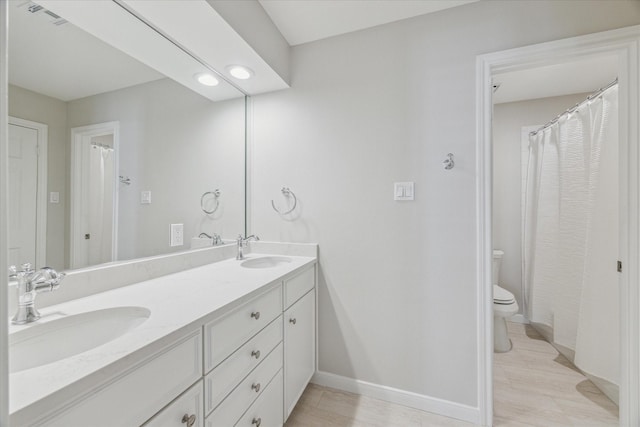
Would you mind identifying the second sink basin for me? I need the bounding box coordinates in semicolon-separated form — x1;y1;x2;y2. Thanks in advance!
241;256;292;269
10;306;151;374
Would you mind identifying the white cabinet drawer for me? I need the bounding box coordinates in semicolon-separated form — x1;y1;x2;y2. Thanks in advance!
206;343;283;427
205;286;282;373
284;266;315;309
43;329;202;427
234;371;283;427
205;316;283;415
144;380;204;427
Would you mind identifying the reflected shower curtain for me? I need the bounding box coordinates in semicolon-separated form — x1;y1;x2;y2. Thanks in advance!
523;86;619;389
88;146;114;265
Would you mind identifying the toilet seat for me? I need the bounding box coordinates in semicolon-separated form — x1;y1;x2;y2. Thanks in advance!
493;285;515;305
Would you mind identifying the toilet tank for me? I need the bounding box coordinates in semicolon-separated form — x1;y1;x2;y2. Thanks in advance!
492;250;504;285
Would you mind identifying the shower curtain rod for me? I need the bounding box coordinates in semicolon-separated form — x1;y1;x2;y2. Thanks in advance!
529;77;618;136
91;142;114;151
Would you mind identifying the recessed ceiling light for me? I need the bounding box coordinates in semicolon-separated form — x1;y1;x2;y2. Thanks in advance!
195;73;219;87
227;65;254;80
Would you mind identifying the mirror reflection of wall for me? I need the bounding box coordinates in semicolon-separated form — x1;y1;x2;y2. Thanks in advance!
7;1;246;272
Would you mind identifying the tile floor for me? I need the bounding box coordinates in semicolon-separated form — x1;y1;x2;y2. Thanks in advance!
286;321;618;426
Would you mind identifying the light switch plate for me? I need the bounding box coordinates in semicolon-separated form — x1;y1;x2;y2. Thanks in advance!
141;191;151;204
49;192;60;204
394;182;414;201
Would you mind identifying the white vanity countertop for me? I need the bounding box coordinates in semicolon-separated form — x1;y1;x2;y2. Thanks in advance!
9;253;316;418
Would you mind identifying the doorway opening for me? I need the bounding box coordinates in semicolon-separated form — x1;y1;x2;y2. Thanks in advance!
70;121;119;269
492;54;619;425
477;25;640;426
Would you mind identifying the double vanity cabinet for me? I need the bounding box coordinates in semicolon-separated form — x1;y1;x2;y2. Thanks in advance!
9;253;316;427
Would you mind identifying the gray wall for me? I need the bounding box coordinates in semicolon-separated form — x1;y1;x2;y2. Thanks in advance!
251;0;640;408
9;78;245;269
67;78;245;261
8;85;67;270
493;93;590;311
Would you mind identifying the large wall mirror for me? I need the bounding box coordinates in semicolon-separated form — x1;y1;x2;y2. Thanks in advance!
7;1;246;272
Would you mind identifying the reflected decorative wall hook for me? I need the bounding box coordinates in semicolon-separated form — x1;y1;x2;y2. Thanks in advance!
271;187;297;215
443;153;455;170
201;189;221;214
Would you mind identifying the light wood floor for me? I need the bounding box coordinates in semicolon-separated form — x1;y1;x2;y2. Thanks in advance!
286;321;618;426
493;321;618;426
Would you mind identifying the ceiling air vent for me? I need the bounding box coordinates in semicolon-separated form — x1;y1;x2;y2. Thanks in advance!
19;1;67;26
27;3;42;13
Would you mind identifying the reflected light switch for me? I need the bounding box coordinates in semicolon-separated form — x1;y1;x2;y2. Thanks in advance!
141;191;151;204
50;192;59;204
394;182;414;201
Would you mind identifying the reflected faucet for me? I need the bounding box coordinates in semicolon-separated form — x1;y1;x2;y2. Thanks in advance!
10;263;65;325
236;234;259;260
199;232;223;246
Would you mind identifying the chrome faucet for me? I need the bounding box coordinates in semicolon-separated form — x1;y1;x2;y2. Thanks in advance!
236;234;259;260
10;263;65;325
199;232;223;246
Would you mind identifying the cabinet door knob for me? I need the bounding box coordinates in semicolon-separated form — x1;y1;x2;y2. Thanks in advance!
251;349;261;359
289;318;297;325
251;382;261;393
181;414;196;427
252;417;262;427
251;311;260;320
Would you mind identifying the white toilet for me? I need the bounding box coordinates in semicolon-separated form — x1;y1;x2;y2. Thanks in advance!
493;250;518;352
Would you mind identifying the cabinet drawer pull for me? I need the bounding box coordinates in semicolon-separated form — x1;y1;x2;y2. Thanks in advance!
289;318;297;325
251;349;261;359
181;414;196;427
252;417;262;427
251;311;260;320
251;382;261;393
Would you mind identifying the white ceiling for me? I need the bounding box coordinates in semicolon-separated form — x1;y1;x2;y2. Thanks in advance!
258;0;479;46
493;55;618;104
11;0;618;104
9;1;164;102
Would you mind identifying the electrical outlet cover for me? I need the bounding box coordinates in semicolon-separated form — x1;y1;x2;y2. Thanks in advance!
170;223;184;246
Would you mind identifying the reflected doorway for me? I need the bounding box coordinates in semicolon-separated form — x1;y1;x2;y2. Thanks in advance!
70;121;119;269
8;117;47;269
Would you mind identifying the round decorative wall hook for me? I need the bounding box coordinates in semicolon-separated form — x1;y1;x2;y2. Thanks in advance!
443;153;455;170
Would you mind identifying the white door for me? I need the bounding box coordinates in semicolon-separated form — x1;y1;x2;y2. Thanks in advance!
8;124;38;268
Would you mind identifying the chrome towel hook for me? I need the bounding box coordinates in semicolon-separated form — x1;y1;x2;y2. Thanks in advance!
443;153;455;170
271;187;297;215
201;189;221;214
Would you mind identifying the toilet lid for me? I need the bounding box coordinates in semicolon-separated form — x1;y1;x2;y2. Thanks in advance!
493;285;515;304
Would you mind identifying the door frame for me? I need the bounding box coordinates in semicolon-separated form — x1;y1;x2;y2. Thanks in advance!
70;121;120;269
476;25;640;426
8;116;48;268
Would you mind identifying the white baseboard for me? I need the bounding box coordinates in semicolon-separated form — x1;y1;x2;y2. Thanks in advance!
311;371;481;425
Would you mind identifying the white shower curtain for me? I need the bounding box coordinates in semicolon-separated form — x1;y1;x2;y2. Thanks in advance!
523;85;619;388
88;146;114;265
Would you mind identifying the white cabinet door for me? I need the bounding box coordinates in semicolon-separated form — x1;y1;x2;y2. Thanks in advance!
283;290;315;419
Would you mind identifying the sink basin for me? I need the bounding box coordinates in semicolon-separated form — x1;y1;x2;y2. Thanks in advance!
9;306;150;373
241;256;292;269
